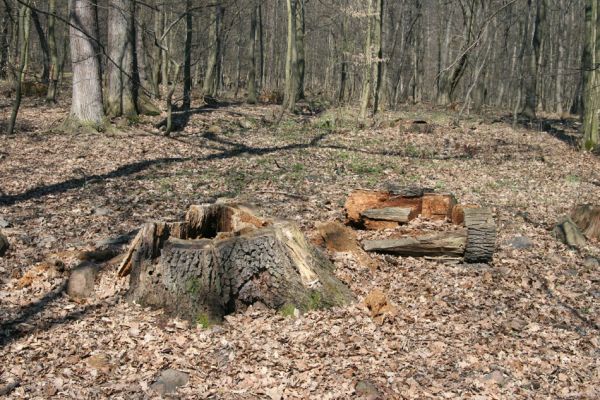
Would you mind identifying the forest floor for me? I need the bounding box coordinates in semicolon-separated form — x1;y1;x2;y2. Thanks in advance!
0;95;599;399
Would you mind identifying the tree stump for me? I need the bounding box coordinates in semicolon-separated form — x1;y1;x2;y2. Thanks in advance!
570;204;600;242
119;203;354;323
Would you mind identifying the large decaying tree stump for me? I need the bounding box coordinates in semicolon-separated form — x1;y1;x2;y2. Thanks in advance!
118;203;354;323
570;204;600;242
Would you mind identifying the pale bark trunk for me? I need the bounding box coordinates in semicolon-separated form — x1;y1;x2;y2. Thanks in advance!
106;0;136;118
283;0;298;111
7;1;30;135
69;0;105;126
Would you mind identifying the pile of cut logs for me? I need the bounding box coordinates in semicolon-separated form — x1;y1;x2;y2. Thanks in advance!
344;187;496;263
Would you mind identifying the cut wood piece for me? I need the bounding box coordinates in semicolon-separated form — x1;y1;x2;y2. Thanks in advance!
317;221;379;270
385;184;434;198
570;204;600;242
451;204;480;225
122;204;354;322
345;189;422;228
363;231;467;257
422;193;457;221
363;220;400;230
361;207;411;222
463;208;496;263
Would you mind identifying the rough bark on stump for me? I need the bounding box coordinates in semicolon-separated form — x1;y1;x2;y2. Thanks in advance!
570;204;600;242
119;204;354;322
360;207;411;223
363;231;467;257
554;217;587;248
463;208;496;263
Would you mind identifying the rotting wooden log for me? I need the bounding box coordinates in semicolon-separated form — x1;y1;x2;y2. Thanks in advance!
345;189;422;228
363;231;467;257
463;208;496;263
570;204;600;242
422;193;456;221
361;207;411;223
120;204;354;322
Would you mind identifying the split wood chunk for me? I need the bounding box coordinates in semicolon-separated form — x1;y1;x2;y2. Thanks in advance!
570;204;600;242
120;203;354;322
463;208;496;263
345;189;421;229
363;231;467;257
421;193;457;221
360;207;411;223
317;221;378;270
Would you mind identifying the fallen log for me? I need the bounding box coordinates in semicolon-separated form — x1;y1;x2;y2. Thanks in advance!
363;231;467;257
345;189;422;229
120;203;354;323
360;207;411;223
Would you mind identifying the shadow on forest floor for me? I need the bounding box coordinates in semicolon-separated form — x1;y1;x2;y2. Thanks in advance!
499;114;582;149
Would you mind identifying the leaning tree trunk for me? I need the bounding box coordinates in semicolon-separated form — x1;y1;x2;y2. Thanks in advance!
106;0;137;118
118;203;354;323
69;0;105;127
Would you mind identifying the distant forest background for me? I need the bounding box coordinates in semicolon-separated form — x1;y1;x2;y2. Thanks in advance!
0;0;598;148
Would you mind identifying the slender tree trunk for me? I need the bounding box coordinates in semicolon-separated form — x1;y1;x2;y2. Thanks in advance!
521;0;545;119
338;12;348;104
7;0;30;135
46;0;59;102
373;0;384;114
359;0;373;120
283;0;298;111
0;0;11;80
203;5;223;97
106;0;137;118
583;0;599;150
182;0;192;110
30;8;49;83
247;3;258;104
69;0;105;127
295;0;305;100
258;3;264;89
151;0;163;98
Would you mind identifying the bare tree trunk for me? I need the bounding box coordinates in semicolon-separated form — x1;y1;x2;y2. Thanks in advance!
203;5;223;97
295;0;305;100
46;0;59;102
583;0;599;150
30;8;49;83
106;0;137;118
182;0;192;110
69;0;105;127
373;0;384;114
283;0;298;111
0;0;11;80
247;3;258;104
7;0;30;135
521;0;545;119
359;0;373;120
